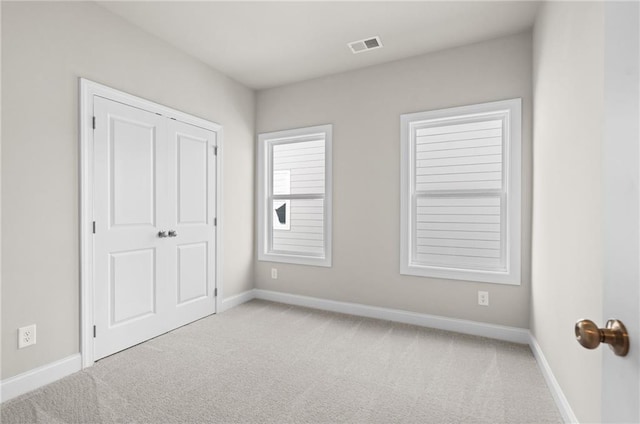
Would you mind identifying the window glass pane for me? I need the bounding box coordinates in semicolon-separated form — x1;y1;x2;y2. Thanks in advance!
272;199;290;230
272;198;324;256
415;195;504;271
273;170;291;195
415;119;503;192
273;139;325;195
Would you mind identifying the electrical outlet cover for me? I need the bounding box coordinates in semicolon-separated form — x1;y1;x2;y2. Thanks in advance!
18;324;37;349
478;291;489;306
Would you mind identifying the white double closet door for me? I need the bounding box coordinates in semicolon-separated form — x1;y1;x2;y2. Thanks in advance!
93;97;217;360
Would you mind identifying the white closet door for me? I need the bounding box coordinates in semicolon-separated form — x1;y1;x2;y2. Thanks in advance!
166;119;217;329
93;97;170;359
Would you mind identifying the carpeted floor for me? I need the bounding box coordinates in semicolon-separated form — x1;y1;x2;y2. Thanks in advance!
1;300;562;423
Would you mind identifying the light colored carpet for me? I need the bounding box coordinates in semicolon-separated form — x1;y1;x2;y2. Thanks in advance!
1;300;562;423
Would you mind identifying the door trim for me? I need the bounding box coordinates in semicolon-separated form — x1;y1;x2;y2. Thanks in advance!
79;78;224;369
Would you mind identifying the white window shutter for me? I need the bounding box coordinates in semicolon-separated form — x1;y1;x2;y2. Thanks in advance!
401;99;521;285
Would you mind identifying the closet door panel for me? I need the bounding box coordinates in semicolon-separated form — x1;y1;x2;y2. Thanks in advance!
167;119;217;328
177;242;208;305
93;96;170;360
177;134;208;225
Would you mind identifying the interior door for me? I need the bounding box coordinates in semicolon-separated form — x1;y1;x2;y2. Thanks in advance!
166;119;217;329
93;97;170;359
93;97;217;360
601;2;639;422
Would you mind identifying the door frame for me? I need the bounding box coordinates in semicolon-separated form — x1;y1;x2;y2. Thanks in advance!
79;78;224;369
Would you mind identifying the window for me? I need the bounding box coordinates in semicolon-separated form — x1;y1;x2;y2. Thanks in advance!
400;99;521;284
258;125;332;267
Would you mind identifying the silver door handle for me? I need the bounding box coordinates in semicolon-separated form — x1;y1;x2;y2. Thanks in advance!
168;230;178;238
158;230;168;238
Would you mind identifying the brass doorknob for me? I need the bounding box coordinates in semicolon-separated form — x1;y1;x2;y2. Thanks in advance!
575;319;629;357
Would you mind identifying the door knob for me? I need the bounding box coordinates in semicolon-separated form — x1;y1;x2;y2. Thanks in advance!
168;230;178;238
575;319;629;356
158;230;168;238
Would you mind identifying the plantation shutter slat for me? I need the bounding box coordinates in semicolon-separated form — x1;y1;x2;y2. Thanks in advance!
273;139;324;151
274;153;325;165
416;221;500;232
416;145;502;160
416;238;500;249
273;231;324;240
417;154;503;168
416;119;502;136
416;214;500;224
417;206;501;215
275;146;325;157
415;253;501;269
417;163;502;176
417;230;501;241
416;180;502;191
416;136;501;151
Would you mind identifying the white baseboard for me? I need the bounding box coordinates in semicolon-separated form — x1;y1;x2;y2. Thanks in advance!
219;289;256;312
253;289;530;344
0;353;82;404
529;334;579;423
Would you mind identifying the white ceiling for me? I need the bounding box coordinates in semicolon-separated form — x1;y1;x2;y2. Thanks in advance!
99;1;540;90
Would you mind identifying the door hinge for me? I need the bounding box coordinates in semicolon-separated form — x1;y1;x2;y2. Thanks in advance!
93;325;96;338
214;217;217;226
92;116;96;130
213;146;218;155
214;288;218;297
92;221;96;234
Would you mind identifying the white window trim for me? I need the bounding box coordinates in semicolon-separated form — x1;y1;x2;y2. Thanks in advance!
400;99;521;285
257;124;333;267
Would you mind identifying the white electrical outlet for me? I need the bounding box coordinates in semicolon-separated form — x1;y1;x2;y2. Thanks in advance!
271;268;278;279
478;291;489;306
18;324;37;349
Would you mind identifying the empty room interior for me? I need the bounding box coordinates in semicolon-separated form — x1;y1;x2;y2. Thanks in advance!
1;1;639;423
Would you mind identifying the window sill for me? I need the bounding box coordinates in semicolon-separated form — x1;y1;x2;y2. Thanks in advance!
400;263;520;285
259;252;332;268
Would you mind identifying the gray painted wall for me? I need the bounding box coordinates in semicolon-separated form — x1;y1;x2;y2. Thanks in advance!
3;9;608;422
1;2;255;379
256;33;533;329
531;2;604;422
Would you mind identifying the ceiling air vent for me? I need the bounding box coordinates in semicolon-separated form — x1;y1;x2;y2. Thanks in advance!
348;36;383;54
